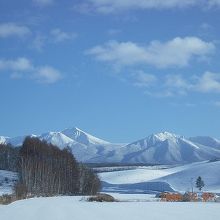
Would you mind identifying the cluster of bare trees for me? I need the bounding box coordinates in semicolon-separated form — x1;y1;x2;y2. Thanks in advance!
0;144;19;171
15;137;101;198
78;164;101;195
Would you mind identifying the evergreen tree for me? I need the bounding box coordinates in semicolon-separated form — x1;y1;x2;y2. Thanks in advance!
196;176;205;191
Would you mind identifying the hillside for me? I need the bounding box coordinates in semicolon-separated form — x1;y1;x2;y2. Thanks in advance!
1;129;220;164
0;170;17;196
96;132;220;164
100;160;220;193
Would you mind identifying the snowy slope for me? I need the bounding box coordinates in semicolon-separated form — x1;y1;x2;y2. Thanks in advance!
99;165;177;184
0;136;8;145
3;134;37;147
158;161;220;192
0;170;17;196
100;161;220;193
1;129;220;164
62;127;110;146
99;132;220;164
0;196;220;220
189;136;220;150
39;132;75;149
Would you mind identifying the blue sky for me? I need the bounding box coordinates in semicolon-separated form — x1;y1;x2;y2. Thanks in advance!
0;0;220;142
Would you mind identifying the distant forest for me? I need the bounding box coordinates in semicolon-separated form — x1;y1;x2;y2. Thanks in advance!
0;137;101;198
0;143;19;171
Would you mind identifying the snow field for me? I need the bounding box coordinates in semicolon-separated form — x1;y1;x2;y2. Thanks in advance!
0;196;220;220
99;161;220;193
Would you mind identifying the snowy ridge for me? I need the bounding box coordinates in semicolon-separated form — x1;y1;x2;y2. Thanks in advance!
1;129;220;164
0;136;8;145
0;127;124;162
189;136;220;150
40;132;75;149
62;127;110;145
98;132;220;164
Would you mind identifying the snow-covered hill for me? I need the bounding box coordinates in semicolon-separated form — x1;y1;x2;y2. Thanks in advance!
100;160;220;193
158;160;220;192
1;196;219;220
1;129;220;164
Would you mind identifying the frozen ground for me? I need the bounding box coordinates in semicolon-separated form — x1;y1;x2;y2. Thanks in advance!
0;170;17;196
0;163;220;220
1;160;220;196
0;196;220;220
99;161;220;193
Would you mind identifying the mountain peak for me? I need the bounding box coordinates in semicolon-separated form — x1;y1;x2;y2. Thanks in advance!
62;127;110;146
150;131;182;142
0;136;8;144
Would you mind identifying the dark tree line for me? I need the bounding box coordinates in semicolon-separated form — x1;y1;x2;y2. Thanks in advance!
0;137;102;198
0;144;19;171
15;137;101;198
78;163;101;195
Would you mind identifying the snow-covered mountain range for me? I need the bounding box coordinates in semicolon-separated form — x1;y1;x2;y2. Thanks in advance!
0;128;220;164
98;132;220;164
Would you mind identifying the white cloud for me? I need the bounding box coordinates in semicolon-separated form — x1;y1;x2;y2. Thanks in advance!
86;37;215;68
33;0;54;7
34;66;62;84
208;0;220;6
87;41;148;66
88;0;196;13
30;29;77;51
0;23;31;38
163;72;220;96
50;28;77;43
78;0;220;13
0;57;61;84
133;71;157;87
31;34;47;51
128;71;220;98
195;72;220;93
0;57;33;71
165;74;191;90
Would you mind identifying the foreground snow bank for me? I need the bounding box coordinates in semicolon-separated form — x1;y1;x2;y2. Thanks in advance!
0;196;220;220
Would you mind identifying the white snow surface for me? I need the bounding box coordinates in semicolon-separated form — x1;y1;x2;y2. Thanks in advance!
0;196;220;220
0;170;17;196
99;165;177;184
0;136;9;145
62;127;111;145
100;161;220;193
